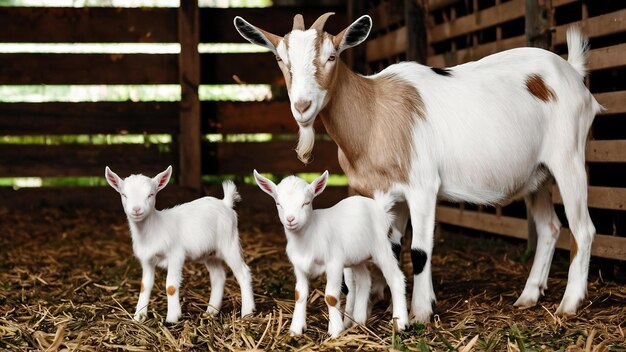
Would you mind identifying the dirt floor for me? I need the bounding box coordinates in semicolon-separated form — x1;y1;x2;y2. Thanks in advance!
1;206;625;351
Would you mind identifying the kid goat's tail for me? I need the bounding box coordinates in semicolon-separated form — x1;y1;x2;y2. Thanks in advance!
373;190;397;232
221;180;241;209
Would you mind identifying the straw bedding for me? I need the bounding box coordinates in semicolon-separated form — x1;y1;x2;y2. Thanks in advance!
1;206;624;351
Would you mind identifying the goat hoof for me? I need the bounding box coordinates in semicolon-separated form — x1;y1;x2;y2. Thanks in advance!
205;306;220;317
133;310;147;323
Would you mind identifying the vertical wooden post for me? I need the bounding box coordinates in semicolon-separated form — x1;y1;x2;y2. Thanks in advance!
347;0;367;74
525;0;552;252
404;0;427;63
178;0;202;191
525;0;552;49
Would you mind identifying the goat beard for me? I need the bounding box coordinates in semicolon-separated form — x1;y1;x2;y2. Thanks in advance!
296;124;315;164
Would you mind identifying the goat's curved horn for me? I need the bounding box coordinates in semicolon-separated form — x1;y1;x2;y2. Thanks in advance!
310;12;335;31
292;14;305;30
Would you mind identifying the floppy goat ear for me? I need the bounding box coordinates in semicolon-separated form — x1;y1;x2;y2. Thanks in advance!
105;166;124;193
309;170;329;198
152;165;172;193
253;170;278;199
233;16;282;54
332;15;372;54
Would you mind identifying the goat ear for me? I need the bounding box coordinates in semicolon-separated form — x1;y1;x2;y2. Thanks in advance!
253;170;277;199
332;15;372;54
234;16;282;54
105;166;123;193
153;165;172;192
309;170;328;198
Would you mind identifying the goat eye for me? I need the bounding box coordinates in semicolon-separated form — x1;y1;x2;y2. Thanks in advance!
121;193;127;198
149;193;155;197
328;55;336;62
303;201;311;207
276;203;281;207
276;55;282;62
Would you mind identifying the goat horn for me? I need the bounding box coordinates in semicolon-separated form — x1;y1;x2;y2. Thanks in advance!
310;12;335;31
292;14;305;31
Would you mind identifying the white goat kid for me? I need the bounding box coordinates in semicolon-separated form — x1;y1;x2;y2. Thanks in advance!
235;15;602;322
253;170;408;337
105;166;255;323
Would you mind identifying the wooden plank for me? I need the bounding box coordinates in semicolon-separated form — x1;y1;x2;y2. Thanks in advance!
202;101;326;134
436;205;528;239
366;26;407;62
0;144;174;177
178;0;202;191
201;53;281;84
426;35;525;67
587;43;626;71
0;185;199;210
586;140;626;163
436;205;626;260
214;141;342;174
553;9;626;46
595;91;626;115
200;7;346;43
0;102;178;135
0;184;349;211
0;54;177;85
552;186;626;211
0;7;177;43
204;184;349;212
367;1;404;36
551;0;578;7
429;0;525;43
427;0;461;12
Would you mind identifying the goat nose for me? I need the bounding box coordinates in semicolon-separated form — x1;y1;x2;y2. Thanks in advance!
294;100;312;114
132;207;141;213
287;215;295;223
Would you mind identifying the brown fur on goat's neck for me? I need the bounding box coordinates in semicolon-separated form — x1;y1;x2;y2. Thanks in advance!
319;60;424;196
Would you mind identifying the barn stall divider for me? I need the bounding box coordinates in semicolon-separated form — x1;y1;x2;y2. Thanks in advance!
0;1;347;210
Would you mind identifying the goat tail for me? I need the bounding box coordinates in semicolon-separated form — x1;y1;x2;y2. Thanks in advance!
373;190;397;228
221;180;241;209
566;27;590;77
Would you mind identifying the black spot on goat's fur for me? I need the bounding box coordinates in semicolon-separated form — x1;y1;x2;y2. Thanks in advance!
411;248;428;275
431;67;452;77
392;242;402;262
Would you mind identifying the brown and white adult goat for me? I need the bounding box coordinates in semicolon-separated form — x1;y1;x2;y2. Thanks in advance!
234;13;602;322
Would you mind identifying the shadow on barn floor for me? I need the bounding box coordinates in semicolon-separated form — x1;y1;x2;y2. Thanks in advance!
1;206;624;351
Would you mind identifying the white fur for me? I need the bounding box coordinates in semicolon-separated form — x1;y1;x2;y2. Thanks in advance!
254;170;408;338
237;17;602;323
105;166;255;323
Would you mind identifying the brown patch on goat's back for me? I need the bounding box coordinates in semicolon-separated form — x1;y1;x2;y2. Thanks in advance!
322;63;424;196
140;282;144;293
325;295;338;306
166;285;176;296
295;290;300;302
526;74;556;103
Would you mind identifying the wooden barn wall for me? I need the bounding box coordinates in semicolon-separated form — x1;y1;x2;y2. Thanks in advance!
349;0;626;261
0;2;348;210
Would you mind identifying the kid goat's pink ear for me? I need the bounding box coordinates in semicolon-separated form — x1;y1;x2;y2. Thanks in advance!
153;165;172;192
105;166;123;193
310;170;329;197
253;169;277;198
